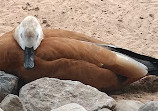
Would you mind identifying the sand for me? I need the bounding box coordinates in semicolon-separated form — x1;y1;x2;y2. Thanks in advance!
0;0;158;102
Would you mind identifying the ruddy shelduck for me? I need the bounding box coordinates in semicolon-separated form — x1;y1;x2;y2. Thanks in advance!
0;16;158;91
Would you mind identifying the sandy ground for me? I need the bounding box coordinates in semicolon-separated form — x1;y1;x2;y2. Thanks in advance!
1;0;158;102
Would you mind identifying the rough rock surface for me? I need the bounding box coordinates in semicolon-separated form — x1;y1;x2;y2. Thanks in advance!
19;77;115;111
0;71;18;102
138;101;158;111
0;94;27;111
114;100;144;111
51;103;87;111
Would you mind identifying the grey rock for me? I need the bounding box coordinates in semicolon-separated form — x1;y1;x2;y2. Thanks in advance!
0;108;3;111
19;77;116;111
51;103;87;111
0;71;18;102
114;100;144;111
0;94;27;111
138;101;158;111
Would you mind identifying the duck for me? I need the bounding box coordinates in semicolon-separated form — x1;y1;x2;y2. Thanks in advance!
0;16;158;91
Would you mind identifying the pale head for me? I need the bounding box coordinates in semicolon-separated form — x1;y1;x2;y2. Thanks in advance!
14;16;43;69
14;16;43;50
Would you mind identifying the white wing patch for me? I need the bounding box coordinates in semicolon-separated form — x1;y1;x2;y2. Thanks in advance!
113;51;148;78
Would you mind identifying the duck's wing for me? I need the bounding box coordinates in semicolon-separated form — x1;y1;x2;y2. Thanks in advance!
36;37;148;79
43;29;106;44
97;44;158;76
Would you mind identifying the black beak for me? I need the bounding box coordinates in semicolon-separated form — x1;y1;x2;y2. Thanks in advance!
24;47;34;70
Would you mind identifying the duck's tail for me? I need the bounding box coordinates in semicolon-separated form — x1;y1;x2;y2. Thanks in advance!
97;44;158;76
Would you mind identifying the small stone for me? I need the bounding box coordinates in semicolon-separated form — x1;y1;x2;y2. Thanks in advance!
118;19;123;22
46;23;51;27
22;6;27;10
139;17;144;19
26;2;30;6
34;15;38;17
62;11;65;14
0;94;27;111
149;14;154;18
34;7;39;11
42;20;47;24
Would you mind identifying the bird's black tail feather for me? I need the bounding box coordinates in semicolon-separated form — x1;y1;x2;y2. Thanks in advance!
97;44;158;76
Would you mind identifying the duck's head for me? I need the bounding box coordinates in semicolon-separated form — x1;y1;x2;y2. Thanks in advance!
14;16;43;70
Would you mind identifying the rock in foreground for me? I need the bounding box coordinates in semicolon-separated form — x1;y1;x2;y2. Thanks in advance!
0;71;18;102
19;77;115;111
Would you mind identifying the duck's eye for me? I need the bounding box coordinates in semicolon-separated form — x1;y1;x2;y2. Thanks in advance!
37;34;39;39
20;33;23;38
